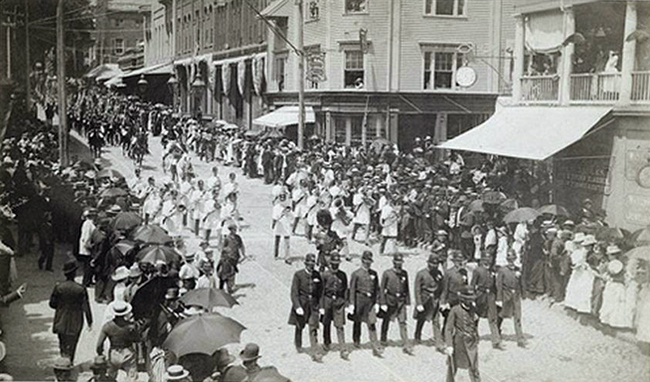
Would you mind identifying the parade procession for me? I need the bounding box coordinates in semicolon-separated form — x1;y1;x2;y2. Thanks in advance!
1;0;650;381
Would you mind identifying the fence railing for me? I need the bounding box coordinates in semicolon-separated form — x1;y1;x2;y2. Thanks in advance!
520;75;559;103
631;71;650;103
570;73;621;103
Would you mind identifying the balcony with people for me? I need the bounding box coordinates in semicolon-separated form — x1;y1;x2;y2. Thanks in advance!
514;0;650;107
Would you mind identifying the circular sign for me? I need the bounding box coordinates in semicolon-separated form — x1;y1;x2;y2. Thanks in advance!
637;164;650;188
456;66;477;88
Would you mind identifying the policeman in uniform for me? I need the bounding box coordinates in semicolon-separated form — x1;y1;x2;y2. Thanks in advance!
440;250;468;332
348;251;383;357
470;253;502;349
445;286;480;382
319;252;350;360
379;253;414;355
496;250;526;348
413;253;445;352
288;254;324;362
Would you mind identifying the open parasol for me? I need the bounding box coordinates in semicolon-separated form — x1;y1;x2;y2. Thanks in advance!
180;288;238;310
136;245;181;264
538;204;570;217
131;224;173;244
100;187;128;198
500;199;519;214
163;313;246;358
97;168;125;180
112;212;143;231
504;207;541;224
630;227;650;246
467;199;484;213
482;190;507;205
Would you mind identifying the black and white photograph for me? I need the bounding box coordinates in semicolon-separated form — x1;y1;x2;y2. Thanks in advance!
0;0;649;381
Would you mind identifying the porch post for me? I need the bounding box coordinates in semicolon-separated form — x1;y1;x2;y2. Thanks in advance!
512;14;525;103
618;0;637;106
559;6;574;105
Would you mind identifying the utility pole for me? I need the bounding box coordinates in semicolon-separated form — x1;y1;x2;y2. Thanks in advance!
296;0;305;150
24;0;31;109
56;0;68;166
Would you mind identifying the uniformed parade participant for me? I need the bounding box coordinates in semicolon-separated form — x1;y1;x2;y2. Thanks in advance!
470;253;502;349
413;253;445;352
444;286;480;382
348;250;383;357
288;253;324;362
319;252;350;360
496;250;526;348
379;253;414;355
440;250;469;330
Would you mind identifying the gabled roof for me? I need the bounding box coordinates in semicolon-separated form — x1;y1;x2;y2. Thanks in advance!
260;0;290;18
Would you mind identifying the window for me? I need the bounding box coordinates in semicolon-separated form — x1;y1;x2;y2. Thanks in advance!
114;18;123;27
351;116;363;146
344;51;364;88
345;0;367;14
308;0;320;21
425;0;466;16
114;38;125;55
275;54;287;91
423;51;464;89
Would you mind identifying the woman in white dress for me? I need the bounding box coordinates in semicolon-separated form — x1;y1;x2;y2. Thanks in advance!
304;188;320;242
564;234;596;314
189;180;209;236
272;193;293;260
599;245;633;328
202;191;222;245
351;186;372;245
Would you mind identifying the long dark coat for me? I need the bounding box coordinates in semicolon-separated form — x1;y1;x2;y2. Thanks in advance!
49;280;93;336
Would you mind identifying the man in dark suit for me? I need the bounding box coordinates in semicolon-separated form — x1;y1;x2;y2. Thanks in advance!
413;253;444;352
379;253;414;355
471;253;502;349
496;250;526;348
49;260;93;363
319;252;350;360
288;254;323;362
349;250;383;357
441;250;468;333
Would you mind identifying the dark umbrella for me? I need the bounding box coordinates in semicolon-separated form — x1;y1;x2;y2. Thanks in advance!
180;288;238;310
136;245;181;264
100;187;128;198
596;226;630;241
538;204;570;217
249;367;291;382
131;224;173;244
163;313;246;358
97;168;125;180
112;212;143;231
482;190;507;205
130;276;178;320
504;207;541;224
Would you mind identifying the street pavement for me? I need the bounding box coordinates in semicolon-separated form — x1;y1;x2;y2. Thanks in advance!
3;132;650;382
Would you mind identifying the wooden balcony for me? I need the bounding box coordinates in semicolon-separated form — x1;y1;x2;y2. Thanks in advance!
631;71;650;104
519;75;559;104
569;73;621;104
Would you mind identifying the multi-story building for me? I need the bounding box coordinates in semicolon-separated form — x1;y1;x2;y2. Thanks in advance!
260;0;516;148
439;0;650;230
171;0;270;125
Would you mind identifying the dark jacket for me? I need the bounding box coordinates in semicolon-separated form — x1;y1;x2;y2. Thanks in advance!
49;280;93;336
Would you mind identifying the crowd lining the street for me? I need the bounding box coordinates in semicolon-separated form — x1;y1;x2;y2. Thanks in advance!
0;87;649;381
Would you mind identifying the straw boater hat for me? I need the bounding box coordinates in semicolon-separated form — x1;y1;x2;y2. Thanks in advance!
582;235;597;246
128;264;142;278
573;232;586;243
111;301;132;317
111;266;130;282
164;365;190;381
606;245;622;256
240;343;262;362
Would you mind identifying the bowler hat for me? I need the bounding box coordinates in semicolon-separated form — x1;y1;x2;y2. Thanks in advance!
240;343;262;361
361;250;374;263
165;365;190;381
62;261;78;275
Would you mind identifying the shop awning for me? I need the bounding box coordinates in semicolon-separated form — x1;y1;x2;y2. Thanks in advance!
437;106;612;161
253;106;316;128
122;62;174;79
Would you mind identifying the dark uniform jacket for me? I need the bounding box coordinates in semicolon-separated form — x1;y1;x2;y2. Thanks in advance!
320;269;348;310
348;267;380;323
414;267;443;307
441;266;468;307
49;280;93;336
470;265;496;318
288;269;322;326
445;304;479;370
496;265;522;318
379;268;410;307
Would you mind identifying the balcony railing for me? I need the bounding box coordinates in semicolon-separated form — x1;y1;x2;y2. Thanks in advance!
631;71;650;103
520;75;559;103
570;73;621;103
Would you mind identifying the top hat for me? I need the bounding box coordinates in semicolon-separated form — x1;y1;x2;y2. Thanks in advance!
111;301;132;317
240;343;262;362
361;250;374;263
214;348;236;369
392;253;404;263
165;365;190;381
62;261;78;275
304;253;316;264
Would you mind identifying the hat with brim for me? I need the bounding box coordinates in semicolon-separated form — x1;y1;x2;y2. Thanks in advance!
457;287;477;301
128;264;142;278
62;261;78;275
573;232;586;243
329;253;342;264
165;365;190;381
427;254;439;264
392;253;404;263
304;253;316;264
582;235;597;246
240;343;262;362
606;245;622;256
214;348;236;369
361;251;374;263
111;301;132;317
53;356;73;371
111;266;130;281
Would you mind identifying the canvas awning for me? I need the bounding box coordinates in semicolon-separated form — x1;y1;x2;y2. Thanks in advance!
85;63;122;79
437;106;612;161
253;106;316;128
122;62;174;79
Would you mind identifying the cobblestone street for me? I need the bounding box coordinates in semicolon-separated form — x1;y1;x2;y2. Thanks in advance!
2;134;648;382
